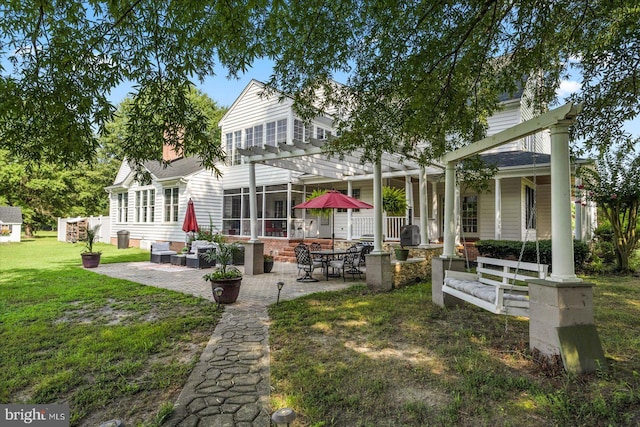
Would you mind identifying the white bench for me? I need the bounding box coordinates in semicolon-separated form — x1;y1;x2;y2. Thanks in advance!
443;256;549;317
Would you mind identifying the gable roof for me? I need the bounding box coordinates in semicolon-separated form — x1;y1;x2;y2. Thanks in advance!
0;206;23;224
143;156;204;180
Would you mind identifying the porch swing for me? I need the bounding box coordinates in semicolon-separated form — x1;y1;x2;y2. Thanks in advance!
442;154;549;317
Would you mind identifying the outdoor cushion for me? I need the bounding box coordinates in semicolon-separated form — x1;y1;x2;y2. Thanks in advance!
444;278;528;303
190;240;215;254
151;242;175;254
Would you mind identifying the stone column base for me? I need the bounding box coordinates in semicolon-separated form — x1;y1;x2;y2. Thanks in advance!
244;241;264;276
528;279;607;374
431;257;467;308
366;253;393;292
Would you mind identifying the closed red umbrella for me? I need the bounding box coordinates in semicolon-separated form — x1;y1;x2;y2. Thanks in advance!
294;190;373;248
182;198;199;233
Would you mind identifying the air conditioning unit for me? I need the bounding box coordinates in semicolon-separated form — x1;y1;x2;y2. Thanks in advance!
400;225;420;247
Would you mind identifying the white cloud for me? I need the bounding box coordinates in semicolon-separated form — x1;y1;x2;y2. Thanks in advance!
556;80;581;99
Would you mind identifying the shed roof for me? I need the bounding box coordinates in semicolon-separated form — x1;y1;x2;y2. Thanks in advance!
0;206;23;224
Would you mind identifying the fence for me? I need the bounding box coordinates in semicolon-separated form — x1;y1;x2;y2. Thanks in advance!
57;216;111;244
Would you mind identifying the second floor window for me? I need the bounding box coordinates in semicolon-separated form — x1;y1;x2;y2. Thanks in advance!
164;188;179;222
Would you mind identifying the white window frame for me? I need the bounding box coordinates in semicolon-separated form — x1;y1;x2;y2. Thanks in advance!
117;193;128;223
135;189;155;223
164;187;179;222
461;195;478;234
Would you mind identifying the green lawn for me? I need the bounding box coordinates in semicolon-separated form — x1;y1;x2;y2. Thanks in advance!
0;234;220;426
269;276;640;426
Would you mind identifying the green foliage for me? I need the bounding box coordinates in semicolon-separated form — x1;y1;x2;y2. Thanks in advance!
202;243;243;280
1;2;637;171
306;189;332;218
382;186;407;216
82;224;101;255
579;142;640;272
0;149;116;235
475;239;590;271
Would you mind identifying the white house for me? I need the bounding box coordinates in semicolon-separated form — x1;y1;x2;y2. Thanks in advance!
106;79;594;257
0;206;23;243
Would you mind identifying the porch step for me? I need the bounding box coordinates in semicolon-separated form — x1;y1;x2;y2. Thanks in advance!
276;239;334;263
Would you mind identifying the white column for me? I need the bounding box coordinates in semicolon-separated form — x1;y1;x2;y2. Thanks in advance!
442;162;456;258
419;166;429;246
248;162;259;243
494;178;502;240
454;183;460;245
287;181;292;238
574;178;582;241
347;180;353;241
550;122;579;282
373;160;384;254
431;181;438;242
405;175;413;224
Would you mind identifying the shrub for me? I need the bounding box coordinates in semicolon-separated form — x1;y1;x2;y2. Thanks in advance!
475;239;590;271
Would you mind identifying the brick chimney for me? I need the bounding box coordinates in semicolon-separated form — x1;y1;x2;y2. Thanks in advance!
162;142;183;162
162;127;184;162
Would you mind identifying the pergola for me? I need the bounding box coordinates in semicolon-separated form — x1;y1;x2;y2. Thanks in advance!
238;140;444;256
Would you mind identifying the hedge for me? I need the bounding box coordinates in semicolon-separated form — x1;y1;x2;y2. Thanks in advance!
475;239;590;271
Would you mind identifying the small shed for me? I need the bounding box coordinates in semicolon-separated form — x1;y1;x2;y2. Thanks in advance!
0;206;23;243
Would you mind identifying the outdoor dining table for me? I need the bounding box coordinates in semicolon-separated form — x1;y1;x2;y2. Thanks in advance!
310;249;347;280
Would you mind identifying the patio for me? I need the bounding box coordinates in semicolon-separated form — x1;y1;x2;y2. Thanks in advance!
93;260;357;307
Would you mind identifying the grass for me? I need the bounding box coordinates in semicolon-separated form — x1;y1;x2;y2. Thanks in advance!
269;276;640;426
0;234;220;426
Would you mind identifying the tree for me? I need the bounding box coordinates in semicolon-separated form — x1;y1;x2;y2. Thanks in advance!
578;141;640;272
1;1;638;169
0;149;115;236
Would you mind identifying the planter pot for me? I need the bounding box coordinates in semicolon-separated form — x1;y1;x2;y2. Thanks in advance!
264;260;274;273
395;248;410;261
81;253;101;268
209;277;243;304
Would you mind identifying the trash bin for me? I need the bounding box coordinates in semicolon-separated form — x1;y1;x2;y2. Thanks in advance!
117;230;130;249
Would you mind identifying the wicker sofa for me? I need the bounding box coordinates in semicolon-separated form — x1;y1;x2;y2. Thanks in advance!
185;240;218;269
150;242;177;264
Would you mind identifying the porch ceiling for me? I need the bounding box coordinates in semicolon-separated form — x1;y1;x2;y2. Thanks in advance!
237;138;444;181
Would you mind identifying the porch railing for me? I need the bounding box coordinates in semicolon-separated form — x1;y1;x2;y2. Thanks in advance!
352;216;406;240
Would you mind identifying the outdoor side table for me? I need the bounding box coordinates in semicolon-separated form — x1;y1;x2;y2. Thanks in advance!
171;254;187;266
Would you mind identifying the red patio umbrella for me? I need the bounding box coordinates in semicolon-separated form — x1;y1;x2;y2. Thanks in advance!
182;198;199;235
294;190;373;249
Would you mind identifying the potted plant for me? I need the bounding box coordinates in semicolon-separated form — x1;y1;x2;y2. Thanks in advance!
394;244;410;261
81;224;102;268
202;243;243;304
263;254;274;273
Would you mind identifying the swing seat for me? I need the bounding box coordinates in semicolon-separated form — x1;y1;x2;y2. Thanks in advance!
443;256;549;318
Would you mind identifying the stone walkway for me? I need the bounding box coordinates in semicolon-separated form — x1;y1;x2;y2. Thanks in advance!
93;261;356;426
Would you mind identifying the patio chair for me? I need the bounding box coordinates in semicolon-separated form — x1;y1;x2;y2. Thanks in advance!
309;241;323;263
358;242;373;266
185;240;217;269
294;243;322;282
329;246;364;281
150;242;177;263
